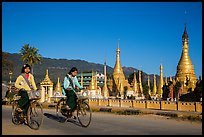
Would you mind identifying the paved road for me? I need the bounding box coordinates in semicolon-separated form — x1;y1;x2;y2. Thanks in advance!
2;105;202;135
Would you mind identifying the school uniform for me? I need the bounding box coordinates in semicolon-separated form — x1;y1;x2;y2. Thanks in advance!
62;74;83;111
15;73;37;115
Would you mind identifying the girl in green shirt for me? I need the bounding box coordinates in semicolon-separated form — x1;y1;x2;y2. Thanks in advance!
62;67;83;116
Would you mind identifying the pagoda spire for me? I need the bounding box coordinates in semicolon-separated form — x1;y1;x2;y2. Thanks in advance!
89;70;97;90
132;70;138;94
102;60;109;98
113;40;126;92
182;23;188;43
152;74;157;96
147;75;151;96
138;70;143;94
165;76;168;85
113;39;123;75
169;75;173;82
158;64;164;98
54;77;62;94
95;71;98;89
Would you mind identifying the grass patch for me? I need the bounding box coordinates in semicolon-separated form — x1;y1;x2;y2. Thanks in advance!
116;109;143;115
99;108;112;112
180;115;202;121
156;112;178;117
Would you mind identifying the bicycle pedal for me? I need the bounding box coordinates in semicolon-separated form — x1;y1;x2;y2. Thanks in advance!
71;116;77;120
24;119;28;125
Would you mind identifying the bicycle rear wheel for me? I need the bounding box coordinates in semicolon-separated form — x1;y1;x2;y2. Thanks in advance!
27;101;43;130
11;101;22;125
56;98;70;122
77;101;92;127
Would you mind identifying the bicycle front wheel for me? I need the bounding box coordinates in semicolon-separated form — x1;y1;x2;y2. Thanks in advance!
77;101;92;127
27;101;43;130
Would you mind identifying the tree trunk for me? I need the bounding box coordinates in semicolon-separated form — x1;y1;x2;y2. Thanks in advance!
31;65;34;74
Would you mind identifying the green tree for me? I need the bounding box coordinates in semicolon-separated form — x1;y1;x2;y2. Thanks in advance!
194;79;202;101
20;44;42;74
162;84;170;100
173;81;182;99
143;84;150;99
124;86;128;99
2;52;14;71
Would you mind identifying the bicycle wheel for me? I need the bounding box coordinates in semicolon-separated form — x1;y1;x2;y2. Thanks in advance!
11;101;22;125
56;98;69;121
77;101;92;127
27;101;43;130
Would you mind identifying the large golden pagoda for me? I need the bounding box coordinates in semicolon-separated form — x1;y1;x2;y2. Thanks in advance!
109;40;132;98
175;25;197;93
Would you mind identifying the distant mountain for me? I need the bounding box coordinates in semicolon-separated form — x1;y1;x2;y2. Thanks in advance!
122;66;138;76
2;52;113;84
2;52;161;87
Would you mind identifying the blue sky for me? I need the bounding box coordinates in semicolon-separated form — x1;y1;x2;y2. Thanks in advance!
2;2;202;78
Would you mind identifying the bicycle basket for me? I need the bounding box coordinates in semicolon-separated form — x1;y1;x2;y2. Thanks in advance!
76;90;88;100
27;90;41;100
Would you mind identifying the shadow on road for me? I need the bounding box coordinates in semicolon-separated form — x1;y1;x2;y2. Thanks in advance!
43;113;82;127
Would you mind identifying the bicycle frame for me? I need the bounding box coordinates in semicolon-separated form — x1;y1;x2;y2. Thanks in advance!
56;90;92;127
11;94;43;130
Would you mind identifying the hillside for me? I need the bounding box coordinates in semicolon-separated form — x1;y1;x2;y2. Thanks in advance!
2;52;161;86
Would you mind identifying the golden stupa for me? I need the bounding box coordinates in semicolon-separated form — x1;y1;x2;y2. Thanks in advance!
131;70;139;94
40;69;53;86
109;40;132;98
175;25;197;93
54;77;62;95
138;70;143;94
147;75;151;95
152;74;157;96
157;64;164;98
102;61;109;98
88;70;97;90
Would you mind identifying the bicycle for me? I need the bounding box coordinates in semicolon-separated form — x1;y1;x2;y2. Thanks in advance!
56;89;92;127
11;94;44;130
